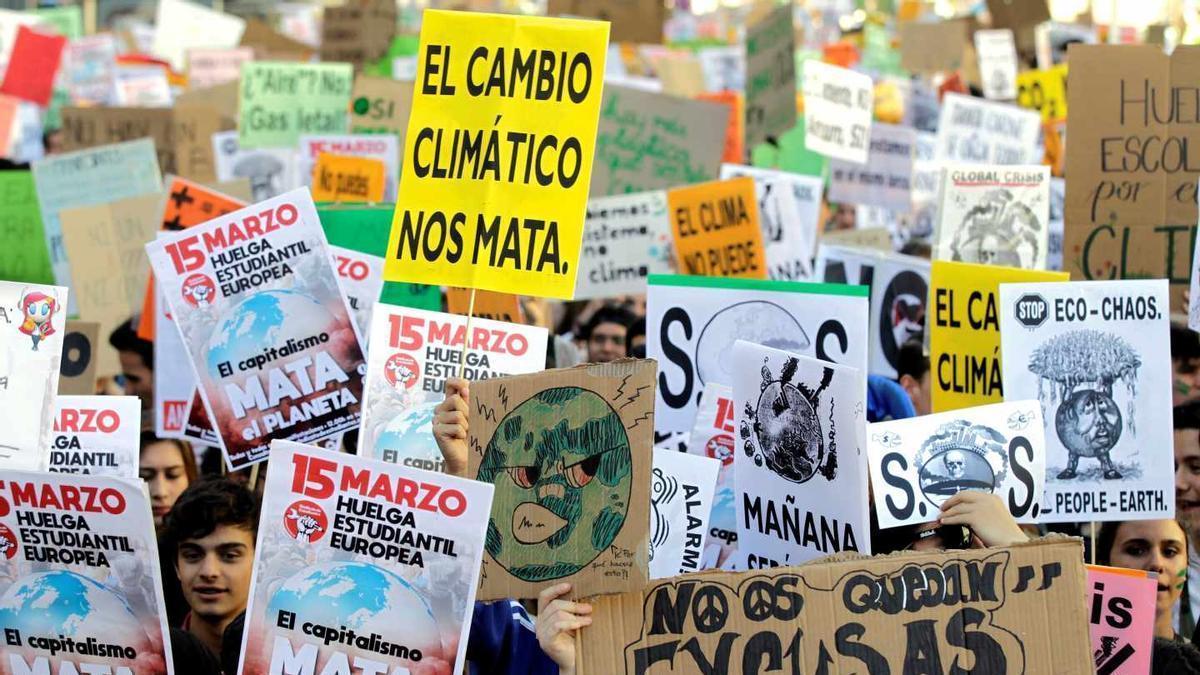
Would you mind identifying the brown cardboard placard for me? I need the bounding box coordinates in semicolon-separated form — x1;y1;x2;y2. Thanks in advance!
987;0;1049;52
898;20;967;74
239;18;316;61
578;537;1093;673
173;103;233;184
58;320;100;396
468;359;654;600
1063;45;1200;313
60;107;177;173
744;2;796;148
547;0;664;45
320;3;397;70
349;75;413;144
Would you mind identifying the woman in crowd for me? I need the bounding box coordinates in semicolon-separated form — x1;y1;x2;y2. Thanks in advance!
139;430;197;528
1098;519;1189;641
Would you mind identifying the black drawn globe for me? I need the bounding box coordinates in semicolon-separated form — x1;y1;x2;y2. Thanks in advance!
754;380;824;483
1055;389;1122;458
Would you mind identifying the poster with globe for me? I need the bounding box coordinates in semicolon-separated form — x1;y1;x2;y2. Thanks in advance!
999;279;1173;523
732;340;870;568
359;304;548;472
237;441;493;675
0;470;175;675
145;188;367;470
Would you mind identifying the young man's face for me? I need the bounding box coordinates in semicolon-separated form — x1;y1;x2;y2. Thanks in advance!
175;524;255;624
118;350;153;400
1174;356;1200;405
587;321;627;363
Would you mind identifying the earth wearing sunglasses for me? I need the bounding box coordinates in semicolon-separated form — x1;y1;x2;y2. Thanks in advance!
476;386;632;582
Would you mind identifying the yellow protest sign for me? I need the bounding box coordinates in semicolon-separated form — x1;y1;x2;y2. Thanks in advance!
384;11;608;300
311;153;386;203
929;260;1067;412
1015;64;1067;122
667;176;766;279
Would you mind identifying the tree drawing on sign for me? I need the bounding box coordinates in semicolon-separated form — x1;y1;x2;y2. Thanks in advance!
949;188;1042;267
476;387;632;582
1029;330;1140;481
739;356;837;484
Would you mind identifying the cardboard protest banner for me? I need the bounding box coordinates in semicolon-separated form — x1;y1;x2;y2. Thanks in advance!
816;246;931;379
0;281;67;471
547;0;663;44
63;34;117;105
929;261;1066;413
0;470;175;674
934;93;1041;165
1015;64;1067;122
237;440;491;675
934;164;1051;269
58;107;182;173
359;305;547;472
319;2;397;70
186;46;253;89
575;191;674;300
802;60;873;164
686;382;737;570
46;395;140;478
592;85;729;196
1064;46;1200;314
239;17;316;62
0;25;65;106
867;401;1045;529
827;122;915;213
310;153;386;203
999;279;1173;523
145;188;367;470
974;29;1018;100
238;61;353;149
743;3;795;149
696;90;744;164
649;448;719;579
898;19;967;74
32;139;162;303
0;171;54;285
654;53;705;98
385;12;608;300
1086;565;1157;674
152;0;245;71
667;177;766;279
58;320;98;396
720;164;822;280
213;129;300;201
174;96;237;184
733;341;869;567
300;134;398;201
350;75;413;141
647;275;869;435
468;359;653;600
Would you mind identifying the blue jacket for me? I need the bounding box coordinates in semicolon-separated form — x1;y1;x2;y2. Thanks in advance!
468;600;560;675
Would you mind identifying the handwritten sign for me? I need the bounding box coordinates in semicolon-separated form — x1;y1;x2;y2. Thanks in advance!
974;29;1018;100
310;153;385;203
720;164;821;280
0;171;53;284
575;191;674;300
802;60;873;163
238;61;353;148
744;3;795;148
300;133;398;201
667;177;765;279
934;93;1041;165
1086;565;1157;674
828;122;915;213
349;75;413;141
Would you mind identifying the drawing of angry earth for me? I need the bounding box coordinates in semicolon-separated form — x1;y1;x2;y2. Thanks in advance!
476;387;632;582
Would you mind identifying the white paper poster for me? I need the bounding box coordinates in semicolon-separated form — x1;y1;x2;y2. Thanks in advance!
63;34;117;105
298;134;399;202
1047;177;1065;271
359;305;548;472
934;94;1041;165
46;395;140;479
647;275;869;435
1000;279;1173;523
974;29;1018;100
732;340;869;567
686;382;738;570
151;0;246;71
828;122;916;213
0;281;68;471
801;60;873;163
237;441;493;675
867;401;1046;529
213;130;300;202
329;245;384;337
574;191;674;300
720;164;822;280
893;131;940;246
934;164;1051;269
649;448;719;579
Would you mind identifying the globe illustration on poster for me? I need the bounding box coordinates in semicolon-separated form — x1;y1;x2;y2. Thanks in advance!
205;290;334;379
375;401;440;465
0;570;149;648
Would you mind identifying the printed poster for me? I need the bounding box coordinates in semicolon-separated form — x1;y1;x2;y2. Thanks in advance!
974;29;1018;100
237;441;493;675
47;395;140;479
0;470;175;674
686;382;738;570
732;340;869;567
801;60;873;164
213;130;300;202
667;177;766;279
1000;279;1174;523
63;34;116;105
299;134;399;202
145;188;367;470
827;122;916;214
720;164;822;280
0;281;67;471
867;401;1045;529
238;62;352;149
574;191;674;300
154;278;199;440
647;274;869;435
934;93;1041;165
649;448;718;581
359;305;548;473
934;164;1051;269
1048;176;1065;271
329;244;384;336
1087;565;1157;675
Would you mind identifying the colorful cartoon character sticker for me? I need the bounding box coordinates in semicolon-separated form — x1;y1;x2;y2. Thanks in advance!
17;291;58;351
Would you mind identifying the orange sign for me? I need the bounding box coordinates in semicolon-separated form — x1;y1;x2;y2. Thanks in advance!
667;176;766;279
446;287;526;324
311;153;386;203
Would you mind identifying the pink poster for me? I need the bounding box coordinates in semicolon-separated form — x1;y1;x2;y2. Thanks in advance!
1086;564;1156;675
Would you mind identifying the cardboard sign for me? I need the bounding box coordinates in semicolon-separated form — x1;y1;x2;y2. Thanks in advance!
652;53;704;98
816;246;931;379
647;275;869;435
934;164;1051;269
319;2;397;70
152;0;245;71
349;76;414;141
1064;46;1200;313
300;133;398;201
174;95;238;183
63;34;117;105
59;107;181;173
239;17;316;62
385;12;608;300
0;171;54;285
46;395;140;478
236;441;492;675
667;177;765;279
547;0;663;45
238;61;353;148
929;261;1067;412
445;287;524;324
934;93;1041;165
696;90;744;164
0;281;67;471
1016;64;1067;122
868;401;1045;528
720;164;822;280
575;191;674;300
898;19;967;74
686;382;737;570
650;448;719;579
743;3;795;148
358;304;547;472
468;360;653;600
802;60;873;164
186;46;253;89
974;29;1018;100
0;470;175;674
999;279;1173;523
310;153;386;203
577;538;1093;674
0;25;65;106
145;189;367;470
828;122;915;213
1086;565;1157;674
58;320;98;396
733;341;869;567
592;85;729;196
213;129;300;201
